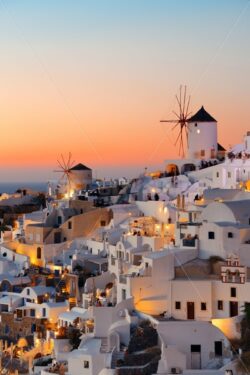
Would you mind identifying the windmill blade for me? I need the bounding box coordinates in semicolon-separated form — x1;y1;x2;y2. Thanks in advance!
57;159;65;171
172;110;181;120
180;131;184;157
182;86;187;118
185;95;191;119
172;122;180;131
175;93;182;114
67;152;72;169
61;154;67;170
175;128;182;146
160;120;179;123
185;124;189;147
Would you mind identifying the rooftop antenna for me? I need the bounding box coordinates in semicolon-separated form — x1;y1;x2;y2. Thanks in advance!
160;85;191;158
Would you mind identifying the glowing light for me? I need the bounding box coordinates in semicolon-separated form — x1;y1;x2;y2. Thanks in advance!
197;129;200;134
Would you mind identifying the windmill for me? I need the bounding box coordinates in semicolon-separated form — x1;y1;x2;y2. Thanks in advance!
54;153;75;194
160;85;191;158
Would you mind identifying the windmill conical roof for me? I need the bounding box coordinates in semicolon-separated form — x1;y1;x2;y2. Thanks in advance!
70;163;92;171
188;106;216;123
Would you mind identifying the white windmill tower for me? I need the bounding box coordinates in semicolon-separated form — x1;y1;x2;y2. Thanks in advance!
187;106;218;160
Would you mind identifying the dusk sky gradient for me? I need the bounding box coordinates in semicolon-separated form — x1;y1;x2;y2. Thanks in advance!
0;0;249;181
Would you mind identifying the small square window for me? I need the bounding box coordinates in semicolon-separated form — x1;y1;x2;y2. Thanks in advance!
208;231;215;240
84;361;89;369
218;300;223;310
201;302;207;311
175;301;181;310
228;232;233;238
231;287;236;297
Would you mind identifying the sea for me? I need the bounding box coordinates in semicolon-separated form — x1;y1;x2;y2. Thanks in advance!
0;182;47;194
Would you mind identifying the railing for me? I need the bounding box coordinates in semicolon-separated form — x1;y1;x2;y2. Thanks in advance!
182;238;196;247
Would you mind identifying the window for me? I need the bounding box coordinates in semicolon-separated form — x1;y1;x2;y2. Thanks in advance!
216;172;219;178
218;300;223;310
175;301;181;310
201;302;207;311
68;221;72;230
27;288;30;296
30;309;35;317
57;216;62;225
37;247;42;259
228;232;233;238
228;172;231;178
145;262;149;268
208;231;215;240
231;287;236;297
100;220;106;226
84;361;89;369
201;150;205;157
42;308;46;317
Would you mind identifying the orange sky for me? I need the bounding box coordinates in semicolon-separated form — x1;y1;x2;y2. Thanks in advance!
0;0;249;180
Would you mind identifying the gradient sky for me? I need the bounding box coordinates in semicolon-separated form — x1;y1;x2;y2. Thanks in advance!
0;0;249;181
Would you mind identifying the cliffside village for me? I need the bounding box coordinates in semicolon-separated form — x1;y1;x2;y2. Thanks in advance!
1;107;250;374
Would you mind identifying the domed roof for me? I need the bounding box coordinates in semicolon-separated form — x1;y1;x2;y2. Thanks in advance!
188;106;216;123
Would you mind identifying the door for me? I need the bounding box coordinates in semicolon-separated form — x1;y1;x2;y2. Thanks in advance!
230;301;238;317
54;232;61;244
214;341;223;357
191;345;201;369
187;302;195;319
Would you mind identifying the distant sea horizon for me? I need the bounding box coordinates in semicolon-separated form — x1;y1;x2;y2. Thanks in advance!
0;182;47;194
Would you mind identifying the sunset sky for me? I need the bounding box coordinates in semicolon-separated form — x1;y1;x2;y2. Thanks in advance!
0;0;249;181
